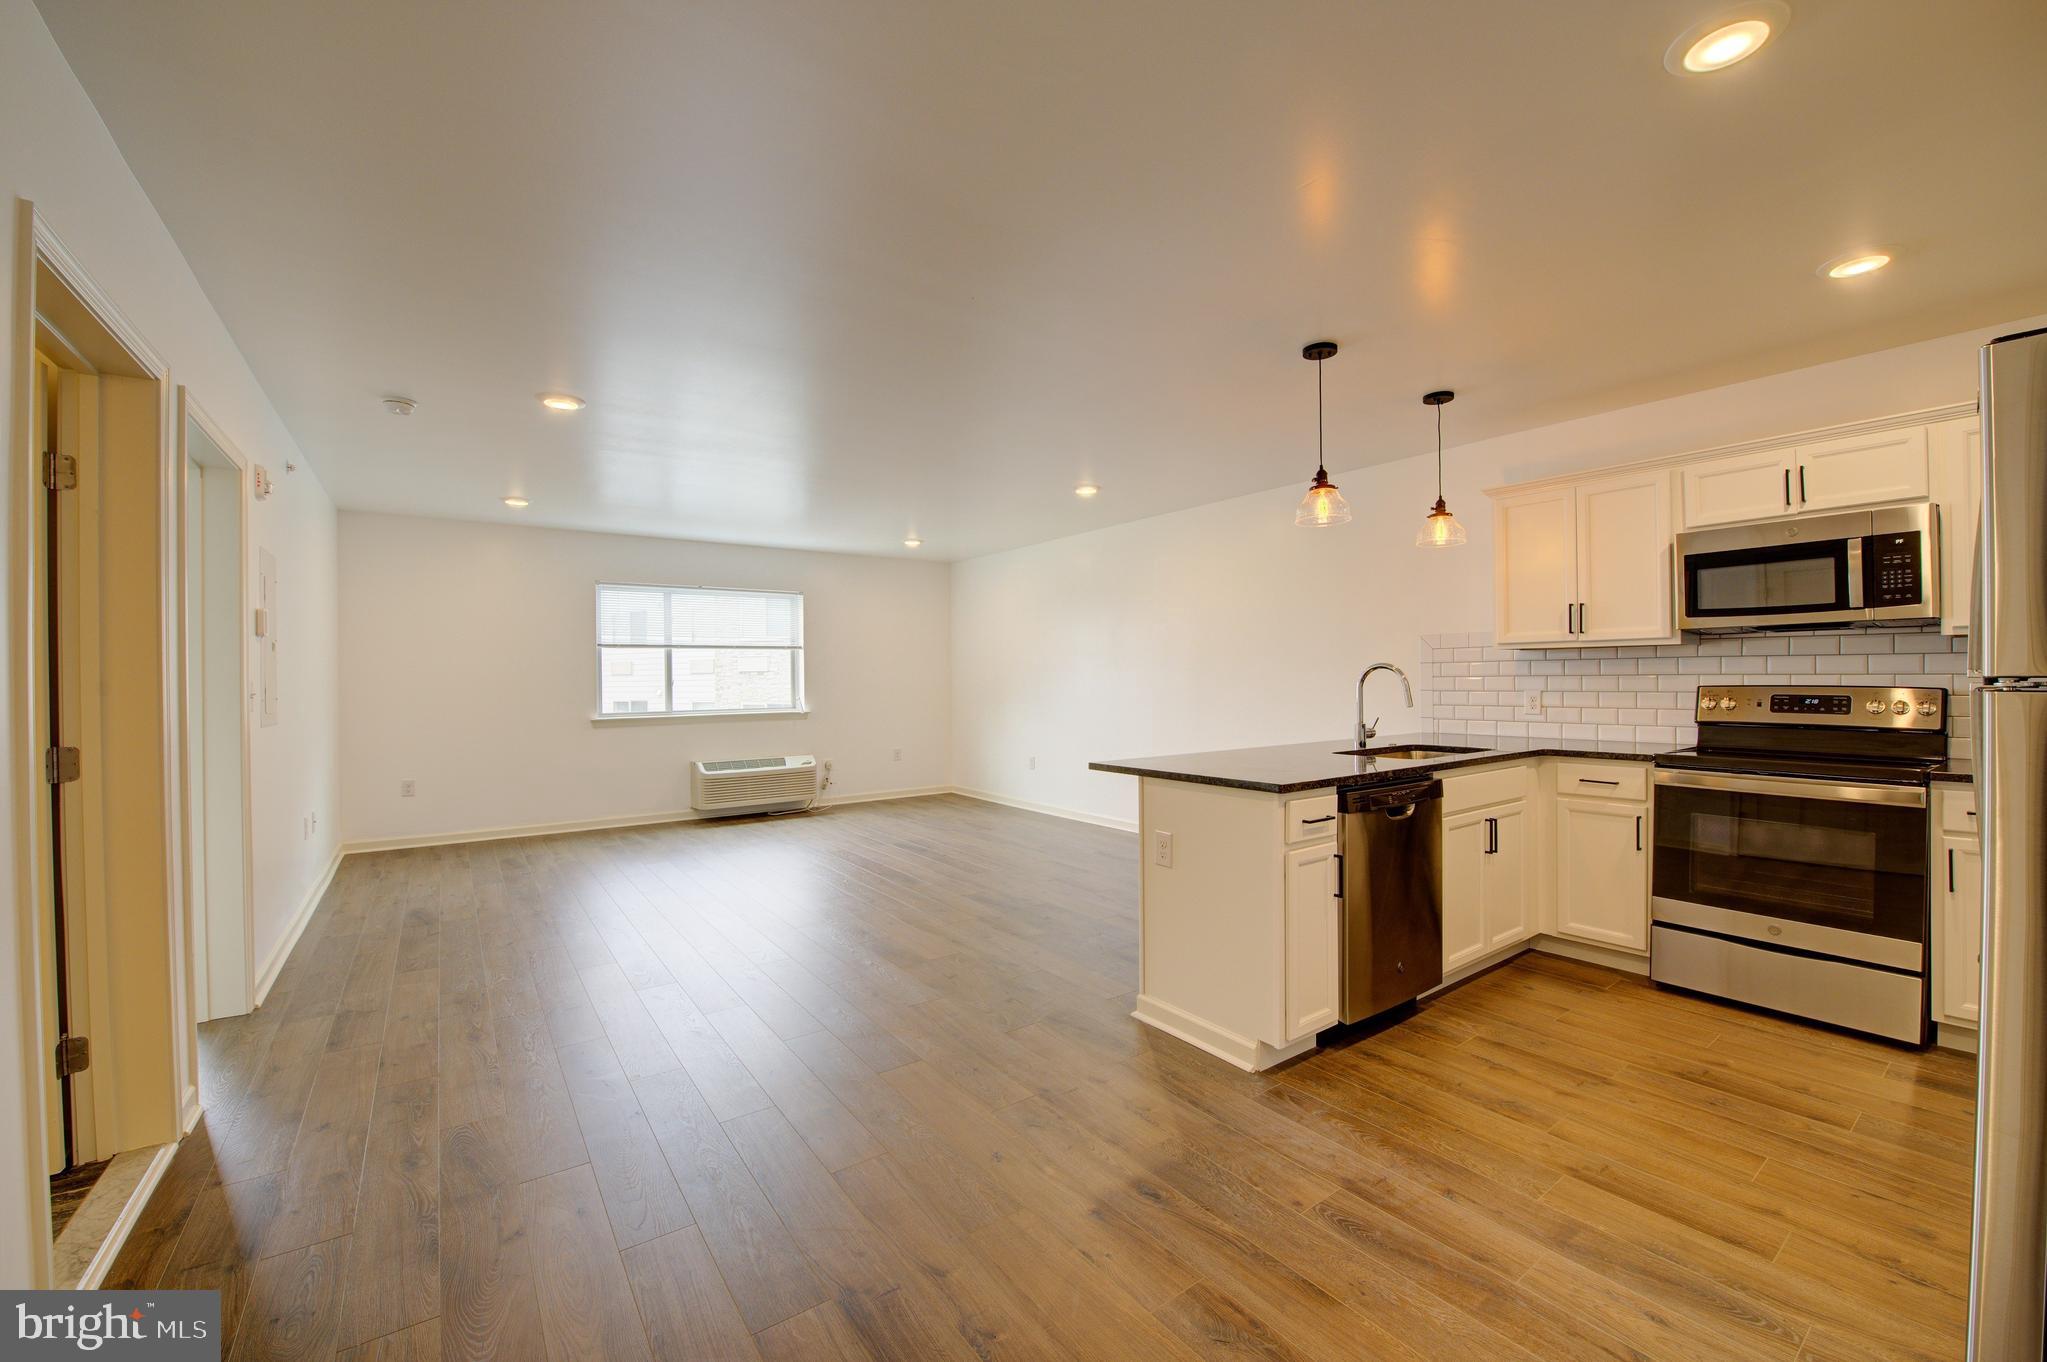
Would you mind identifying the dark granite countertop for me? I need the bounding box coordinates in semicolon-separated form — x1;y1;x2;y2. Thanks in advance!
1929;760;1974;784
1088;732;1676;795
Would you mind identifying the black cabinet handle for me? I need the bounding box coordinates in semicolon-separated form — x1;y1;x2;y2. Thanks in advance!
1484;816;1498;855
1783;468;1792;507
1578;602;1587;635
1580;778;1620;786
1798;465;1808;503
1333;852;1343;898
1636;815;1643;852
1949;847;1956;893
1301;814;1335;824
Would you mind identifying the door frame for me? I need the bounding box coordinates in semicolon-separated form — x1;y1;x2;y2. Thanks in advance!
175;389;254;1022
9;199;182;1286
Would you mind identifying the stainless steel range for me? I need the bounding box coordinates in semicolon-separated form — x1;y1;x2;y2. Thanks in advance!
1650;683;1946;1044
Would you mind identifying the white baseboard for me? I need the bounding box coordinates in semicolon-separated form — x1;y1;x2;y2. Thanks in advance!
1527;934;1652;976
339;784;956;856
949;787;1138;833
75;1141;176;1290
252;846;342;1008
1131;994;1317;1072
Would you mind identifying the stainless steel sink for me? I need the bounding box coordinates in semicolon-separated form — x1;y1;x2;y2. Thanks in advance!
1333;744;1487;760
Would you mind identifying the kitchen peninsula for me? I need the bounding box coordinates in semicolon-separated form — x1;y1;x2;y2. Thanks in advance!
1090;735;1669;1070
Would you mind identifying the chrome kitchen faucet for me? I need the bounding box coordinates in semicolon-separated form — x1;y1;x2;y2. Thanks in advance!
1357;663;1413;745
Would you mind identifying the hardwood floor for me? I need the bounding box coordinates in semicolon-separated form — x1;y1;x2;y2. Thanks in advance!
106;794;1976;1361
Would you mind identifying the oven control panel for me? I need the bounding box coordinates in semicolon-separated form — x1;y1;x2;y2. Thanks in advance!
1696;684;1946;731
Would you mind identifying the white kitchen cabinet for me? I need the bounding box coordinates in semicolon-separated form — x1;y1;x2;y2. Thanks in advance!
1482;803;1531;952
1680;428;1931;529
1443;798;1530;970
1555;796;1649;951
1442;809;1488;969
1681;445;1797;528
1794;426;1929;512
1282;841;1341;1041
1493;471;1672;647
1936;832;1983;1027
1930;415;1982;636
1494;487;1577;645
1574;470;1674;643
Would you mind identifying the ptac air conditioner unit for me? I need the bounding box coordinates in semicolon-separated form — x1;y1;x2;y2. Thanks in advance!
690;755;818;817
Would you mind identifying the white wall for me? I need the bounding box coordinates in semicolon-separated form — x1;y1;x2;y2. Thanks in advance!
0;0;341;1283
952;314;2045;829
338;512;951;845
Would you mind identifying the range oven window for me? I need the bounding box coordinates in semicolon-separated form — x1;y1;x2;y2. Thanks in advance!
1652;783;1928;941
1685;541;1850;619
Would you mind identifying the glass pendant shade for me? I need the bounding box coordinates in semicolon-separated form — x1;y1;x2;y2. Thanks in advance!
1296;471;1351;527
1416;389;1465;549
1417;498;1467;547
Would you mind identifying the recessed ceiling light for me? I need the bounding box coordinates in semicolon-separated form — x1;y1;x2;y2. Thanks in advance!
538;393;586;412
1075;483;1100;498
382;396;417;417
1822;251;1893;279
903;536;923;549
1664;3;1788;75
502;496;529;508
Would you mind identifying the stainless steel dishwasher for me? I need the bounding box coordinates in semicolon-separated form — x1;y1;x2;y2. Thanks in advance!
1337;778;1444;1023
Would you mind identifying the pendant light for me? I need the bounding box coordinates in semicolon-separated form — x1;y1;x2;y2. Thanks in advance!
1416;389;1467;548
1294;341;1351;528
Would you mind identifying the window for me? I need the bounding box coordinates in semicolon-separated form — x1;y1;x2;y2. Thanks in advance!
596;583;804;717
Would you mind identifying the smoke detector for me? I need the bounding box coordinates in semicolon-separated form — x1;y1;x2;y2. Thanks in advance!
382;396;417;416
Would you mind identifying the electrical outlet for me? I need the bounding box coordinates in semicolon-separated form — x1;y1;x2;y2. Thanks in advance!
1152;830;1173;868
1521;688;1545;717
400;779;416;798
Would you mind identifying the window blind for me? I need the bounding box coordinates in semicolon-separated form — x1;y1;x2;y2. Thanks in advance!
596;584;804;716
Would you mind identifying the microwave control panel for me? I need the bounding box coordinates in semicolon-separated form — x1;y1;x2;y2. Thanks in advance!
1866;531;1925;606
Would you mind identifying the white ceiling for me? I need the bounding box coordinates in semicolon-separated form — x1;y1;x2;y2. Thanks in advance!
37;0;2047;559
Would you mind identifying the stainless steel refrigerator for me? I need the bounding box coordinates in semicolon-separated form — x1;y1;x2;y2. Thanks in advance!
1969;323;2047;1360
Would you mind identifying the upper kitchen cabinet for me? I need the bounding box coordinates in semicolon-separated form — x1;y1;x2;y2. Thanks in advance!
1575;470;1674;643
1681;427;1930;528
1679;445;1799;528
1796;426;1929;511
1494;487;1577;645
1929;414;1982;636
1492;470;1673;647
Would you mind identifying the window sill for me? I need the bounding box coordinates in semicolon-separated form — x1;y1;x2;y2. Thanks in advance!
589;708;810;728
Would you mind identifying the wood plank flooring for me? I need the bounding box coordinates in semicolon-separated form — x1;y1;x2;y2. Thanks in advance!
106;795;1976;1361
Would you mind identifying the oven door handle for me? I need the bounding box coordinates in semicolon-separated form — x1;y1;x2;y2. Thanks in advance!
1652;767;1926;807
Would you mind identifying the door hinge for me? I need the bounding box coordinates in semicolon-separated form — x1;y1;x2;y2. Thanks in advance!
55;1035;90;1078
42;451;77;491
44;746;80;785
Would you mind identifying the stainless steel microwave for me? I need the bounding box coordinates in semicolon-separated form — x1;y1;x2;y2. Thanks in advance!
1676;502;1940;632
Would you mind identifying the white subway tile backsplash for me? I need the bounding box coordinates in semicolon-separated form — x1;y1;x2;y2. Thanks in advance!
1424;628;1971;754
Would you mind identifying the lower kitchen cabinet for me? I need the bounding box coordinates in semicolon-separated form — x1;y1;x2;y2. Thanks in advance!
1443;799;1530;971
1556;795;1649;951
1282;841;1341;1041
1934;785;1983;1031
